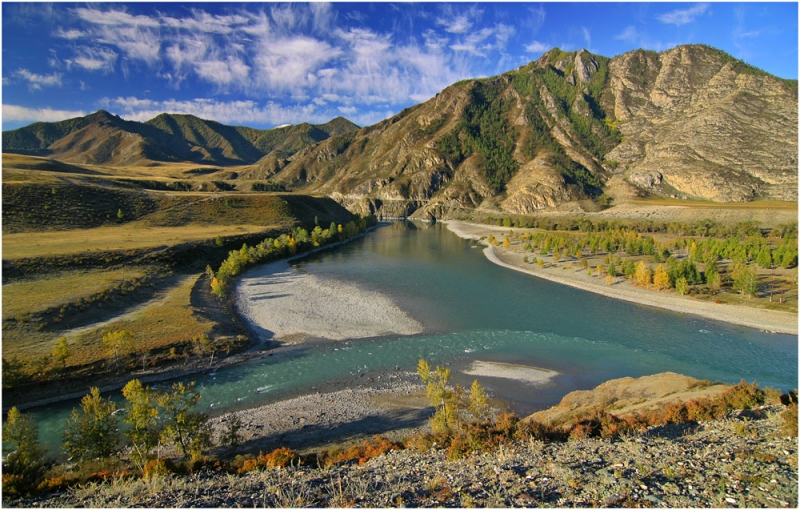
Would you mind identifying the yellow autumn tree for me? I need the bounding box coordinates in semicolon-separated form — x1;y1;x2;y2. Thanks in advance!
653;264;671;290
634;260;652;287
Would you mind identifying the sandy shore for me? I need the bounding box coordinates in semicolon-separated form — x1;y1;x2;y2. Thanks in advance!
445;220;797;335
235;260;423;342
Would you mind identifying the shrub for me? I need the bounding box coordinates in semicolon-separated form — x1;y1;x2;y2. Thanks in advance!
780;402;798;437
721;380;765;410
259;447;299;469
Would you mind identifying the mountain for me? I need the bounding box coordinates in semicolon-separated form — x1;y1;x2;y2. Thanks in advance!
256;44;797;219
2;111;359;167
3;45;796;219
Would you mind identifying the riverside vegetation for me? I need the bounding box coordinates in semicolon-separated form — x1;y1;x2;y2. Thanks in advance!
474;215;798;312
2;362;796;506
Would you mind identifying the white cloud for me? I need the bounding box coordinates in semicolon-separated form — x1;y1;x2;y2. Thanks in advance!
523;6;546;34
438;14;473;34
581;27;592;51
70;46;118;73
525;41;550;54
657;3;709;26
55;28;86;39
615;26;640;43
13;69;63;90
3;104;85;124
73;7;160;27
161;10;248;34
195;56;251;87
253;35;342;92
338;105;357;114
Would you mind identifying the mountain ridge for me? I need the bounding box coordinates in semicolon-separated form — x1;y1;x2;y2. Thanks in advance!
3;44;797;218
3;111;360;167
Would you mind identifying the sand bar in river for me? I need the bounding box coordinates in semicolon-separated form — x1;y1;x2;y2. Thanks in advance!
235;260;423;343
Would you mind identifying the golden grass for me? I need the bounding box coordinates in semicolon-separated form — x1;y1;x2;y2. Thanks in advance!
2;222;274;259
3;274;214;373
2;267;151;320
66;274;214;367
628;198;798;210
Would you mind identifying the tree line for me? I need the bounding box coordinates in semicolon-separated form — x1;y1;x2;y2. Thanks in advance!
208;215;376;297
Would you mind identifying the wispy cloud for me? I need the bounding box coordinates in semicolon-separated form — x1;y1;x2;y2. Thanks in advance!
522;6;546;34
657;3;709;26
615;26;639;43
13;69;63;90
525;41;550;54
69;46;118;73
3;104;85;124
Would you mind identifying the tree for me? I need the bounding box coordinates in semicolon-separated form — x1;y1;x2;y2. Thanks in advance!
502;236;510;249
63;387;119;461
103;330;134;369
756;247;773;269
675;276;689;295
732;263;758;298
417;359;489;434
634;260;652;287
3;407;47;479
417;359;457;433
52;336;70;371
707;270;722;291
653;264;671;290
156;381;210;459
117;208;124;221
122;379;160;469
221;414;244;448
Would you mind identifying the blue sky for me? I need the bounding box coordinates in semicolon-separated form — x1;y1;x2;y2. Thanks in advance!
2;2;797;131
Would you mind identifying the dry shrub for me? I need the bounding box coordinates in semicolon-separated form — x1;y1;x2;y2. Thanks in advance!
143;459;170;479
569;423;592;440
259;447;299;469
660;402;689;424
2;474;29;499
36;475;70;492
320;436;401;467
721;380;765;410
684;397;723;422
781;402;798;437
236;458;259;474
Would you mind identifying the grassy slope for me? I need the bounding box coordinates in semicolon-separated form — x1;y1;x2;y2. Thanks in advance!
1;159;356;400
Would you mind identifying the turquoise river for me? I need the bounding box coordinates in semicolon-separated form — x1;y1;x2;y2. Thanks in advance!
21;222;800;452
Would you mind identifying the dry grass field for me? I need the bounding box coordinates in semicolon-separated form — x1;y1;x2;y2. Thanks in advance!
3;223;273;259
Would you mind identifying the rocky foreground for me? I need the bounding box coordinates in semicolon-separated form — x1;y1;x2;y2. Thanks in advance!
17;405;797;508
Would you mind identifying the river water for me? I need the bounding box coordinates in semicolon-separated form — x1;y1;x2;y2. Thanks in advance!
22;221;799;452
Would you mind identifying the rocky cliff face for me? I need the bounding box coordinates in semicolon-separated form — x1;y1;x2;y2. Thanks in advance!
264;45;797;219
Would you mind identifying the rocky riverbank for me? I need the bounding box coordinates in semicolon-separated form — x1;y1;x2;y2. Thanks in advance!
19;405;797;507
